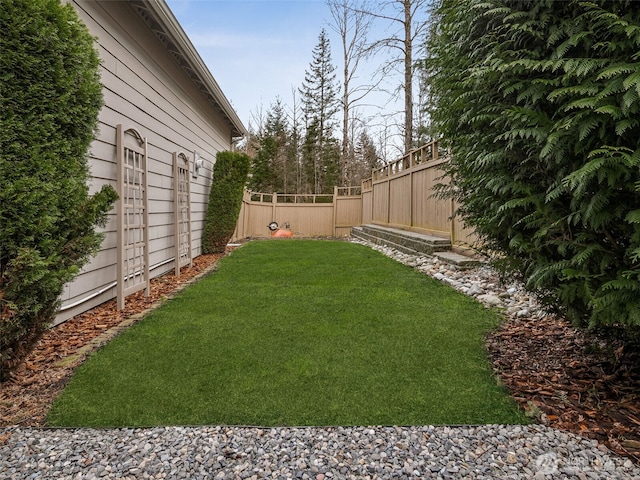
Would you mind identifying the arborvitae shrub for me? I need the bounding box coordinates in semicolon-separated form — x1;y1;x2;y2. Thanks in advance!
202;151;251;254
426;0;640;332
0;0;117;380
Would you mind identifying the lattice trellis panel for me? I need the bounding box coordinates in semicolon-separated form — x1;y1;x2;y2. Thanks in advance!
174;151;192;275
117;124;150;310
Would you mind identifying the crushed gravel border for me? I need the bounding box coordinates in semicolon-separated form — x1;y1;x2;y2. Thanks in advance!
2;424;640;479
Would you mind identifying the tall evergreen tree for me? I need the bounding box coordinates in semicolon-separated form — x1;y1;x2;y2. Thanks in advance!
299;29;341;193
426;0;640;331
289;88;305;193
249;98;291;193
351;130;382;185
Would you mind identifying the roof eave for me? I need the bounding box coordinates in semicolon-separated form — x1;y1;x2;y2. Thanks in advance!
129;0;247;138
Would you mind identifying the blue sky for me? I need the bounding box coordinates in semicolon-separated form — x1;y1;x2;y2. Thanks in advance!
165;0;423;155
165;1;346;127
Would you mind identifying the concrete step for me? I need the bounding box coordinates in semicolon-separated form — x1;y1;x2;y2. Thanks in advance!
351;227;424;256
352;224;451;256
433;251;483;269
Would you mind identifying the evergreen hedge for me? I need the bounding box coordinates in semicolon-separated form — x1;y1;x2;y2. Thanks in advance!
202;151;251;254
426;0;640;331
0;0;117;380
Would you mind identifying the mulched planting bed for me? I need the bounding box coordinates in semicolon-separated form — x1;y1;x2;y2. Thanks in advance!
487;314;640;463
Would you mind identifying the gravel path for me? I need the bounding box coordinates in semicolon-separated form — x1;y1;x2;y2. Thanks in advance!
2;424;639;479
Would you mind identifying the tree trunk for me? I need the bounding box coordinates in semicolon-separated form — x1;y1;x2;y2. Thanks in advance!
403;0;413;154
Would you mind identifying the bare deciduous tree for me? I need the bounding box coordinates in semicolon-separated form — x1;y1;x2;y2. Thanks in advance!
359;0;429;154
326;0;376;185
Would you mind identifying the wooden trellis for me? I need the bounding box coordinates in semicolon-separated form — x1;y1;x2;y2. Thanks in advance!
173;151;192;275
117;124;150;310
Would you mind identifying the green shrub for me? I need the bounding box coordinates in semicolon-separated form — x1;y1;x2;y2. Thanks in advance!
0;0;117;380
202;151;251;253
425;1;640;331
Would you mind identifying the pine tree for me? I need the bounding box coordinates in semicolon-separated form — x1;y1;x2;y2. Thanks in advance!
249;98;291;193
299;29;341;194
289;89;305;194
353;131;382;184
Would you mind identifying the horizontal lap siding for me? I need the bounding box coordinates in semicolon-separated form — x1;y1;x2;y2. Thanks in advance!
56;1;234;323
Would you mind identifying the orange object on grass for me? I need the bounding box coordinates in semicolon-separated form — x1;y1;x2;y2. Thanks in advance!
272;229;293;238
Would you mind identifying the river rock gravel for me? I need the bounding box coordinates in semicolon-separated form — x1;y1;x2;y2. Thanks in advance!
2;424;640;479
2;240;639;479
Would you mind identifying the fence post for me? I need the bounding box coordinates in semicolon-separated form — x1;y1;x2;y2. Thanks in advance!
450;197;456;245
272;192;277;224
333;186;338;237
387;175;391;225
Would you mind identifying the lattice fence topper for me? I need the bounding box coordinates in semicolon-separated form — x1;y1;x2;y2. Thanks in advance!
174;151;192;275
116;125;150;310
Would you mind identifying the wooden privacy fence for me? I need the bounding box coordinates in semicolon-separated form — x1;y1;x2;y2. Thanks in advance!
232;140;475;246
232;187;362;239
363;141;475;245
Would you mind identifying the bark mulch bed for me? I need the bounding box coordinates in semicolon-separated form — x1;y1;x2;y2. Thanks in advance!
487;314;640;463
1;250;639;465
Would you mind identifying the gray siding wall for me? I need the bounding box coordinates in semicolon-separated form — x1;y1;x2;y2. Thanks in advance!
56;1;233;323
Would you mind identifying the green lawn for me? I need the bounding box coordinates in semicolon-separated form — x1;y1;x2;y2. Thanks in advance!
47;240;527;427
